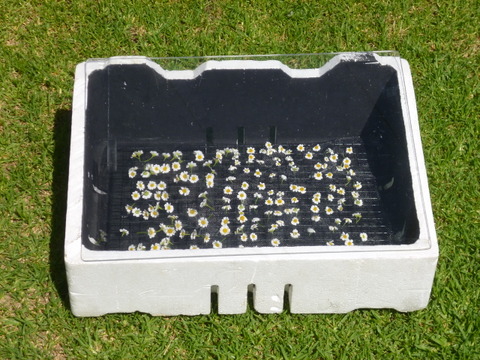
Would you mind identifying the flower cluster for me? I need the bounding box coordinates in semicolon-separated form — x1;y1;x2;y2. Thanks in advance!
121;142;370;251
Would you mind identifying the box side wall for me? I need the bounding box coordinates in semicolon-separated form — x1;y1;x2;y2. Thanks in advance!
66;250;438;316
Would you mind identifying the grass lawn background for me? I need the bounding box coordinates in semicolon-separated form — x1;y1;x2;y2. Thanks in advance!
0;1;478;359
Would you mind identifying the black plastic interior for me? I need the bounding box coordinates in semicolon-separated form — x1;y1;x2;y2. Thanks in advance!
82;56;419;250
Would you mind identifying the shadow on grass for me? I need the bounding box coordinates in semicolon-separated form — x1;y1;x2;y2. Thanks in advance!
50;109;72;310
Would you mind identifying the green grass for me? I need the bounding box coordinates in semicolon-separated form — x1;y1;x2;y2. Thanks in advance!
0;0;478;358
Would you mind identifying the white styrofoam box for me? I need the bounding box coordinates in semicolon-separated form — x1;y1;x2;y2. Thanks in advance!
65;53;438;316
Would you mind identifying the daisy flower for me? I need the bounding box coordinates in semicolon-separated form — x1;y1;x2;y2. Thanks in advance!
275;198;285;206
351;191;360;199
310;205;320;213
307;228;316;234
353;181;362;190
326;241;335;246
189;174;199;183
243;168;250;174
221;217;230;226
162;202;173;213
237;214;248;223
172;150;182;159
353;212;362;222
344;239;354;246
194;150;204;161
148;164;160;175
131;191;141;201
346;147;353;154
326;172;333;179
271;238;280;247
136;181;145;190
131;150;143;159
132;208;142;217
175;220;183;231
312;215;321;222
298;186;306;194
186;161;197;170
198;217;209;228
258;182;266;190
163;226;176;237
141;170;151;178
212;240;222;249
296;144;305;152
254;169;262;177
147;227;157;239
250;233;258;241
237;191;247;201
159;163;171;174
268;224;278;232
190;245;199;250
187;208;198;217
179;171;190;182
313;144;321;151
172;162;182;172
291;217;300;225
161;191;169;201
305;152;313;160
179;187;190;196
219;225;231;236
265;198;274;206
290;229;300;238
247;147;255;154
313;172;323;180
147;181;157;190
241;181;249;190
142;190;152;199
226;176;236;182
314;163;323;170
360;232;368;241
128;244;136;251
325;206;334;215
291;197;299;203
354;199;364;207
119;228;129;236
337;187;346;195
340;232;350;241
247;154;255;163
204;233;211;243
206;180;214;188
240;233;248;242
312;192;321;203
128;167;138;178
222;186;233;195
